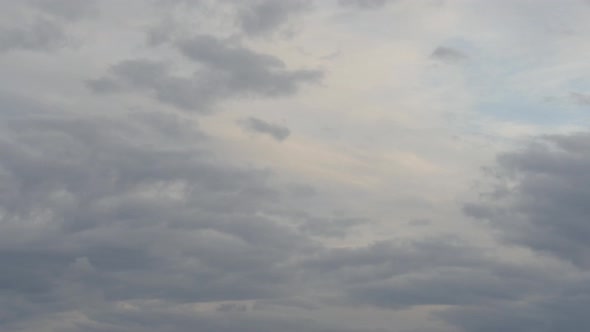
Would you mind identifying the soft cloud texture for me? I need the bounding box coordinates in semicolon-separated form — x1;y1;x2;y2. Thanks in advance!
464;133;590;267
338;0;392;9
431;46;468;63
88;36;322;112
28;0;99;21
0;19;65;53
239;117;291;141
3;1;590;332
0;94;320;330
454;132;590;331
236;0;310;37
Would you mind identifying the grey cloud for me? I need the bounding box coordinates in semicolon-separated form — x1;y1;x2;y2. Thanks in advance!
87;59;218;112
0;250;71;295
109;59;169;87
0;0;97;54
0;93;369;331
239;117;291;141
462;202;497;220
60;304;387;332
347;267;539;309
445;131;590;331
176;35;322;96
0;90;58;115
236;0;310;37
299;237;499;305
570;92;590;105
10;2;590;331
89;36;322;112
431;46;468;63
146;19;176;46
464;133;590;267
85;77;121;93
2;96;583;332
302;237;484;278
0;19;66;53
298;235;567;315
338;0;393;9
297;216;365;237
253;297;320;311
216;302;249;312
152;0;308;39
28;0;99;21
407;218;431;226
177;35;284;70
439;278;590;332
285;183;317;197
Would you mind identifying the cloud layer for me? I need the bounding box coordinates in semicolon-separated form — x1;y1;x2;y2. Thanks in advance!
3;1;590;332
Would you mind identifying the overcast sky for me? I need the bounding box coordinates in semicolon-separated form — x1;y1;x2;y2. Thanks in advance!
2;1;590;331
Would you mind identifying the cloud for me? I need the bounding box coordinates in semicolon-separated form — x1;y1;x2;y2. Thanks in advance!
301;237;484;278
438;274;590;332
216;302;249;312
408;218;431;226
464;132;590;267
238;117;291;141
28;0;99;21
236;0;310;37
142;1;309;56
88;36;322;112
0;19;66;53
430;46;468;63
2;92;587;332
0;0;98;54
338;0;393;9
146;19;176;46
0;94;299;318
346;266;546;309
570;92;590;106
176;35;322;96
447;131;590;331
0;92;365;332
151;0;309;40
2;95;513;331
8;1;590;331
57;304;386;332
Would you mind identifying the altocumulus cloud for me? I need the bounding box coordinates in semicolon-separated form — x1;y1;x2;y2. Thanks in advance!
0;3;348;331
0;92;357;331
88;35;322;113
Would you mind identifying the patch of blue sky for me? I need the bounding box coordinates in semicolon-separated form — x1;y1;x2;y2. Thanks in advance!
475;95;587;126
458;51;590;126
469;64;590;126
562;78;590;99
428;35;590;130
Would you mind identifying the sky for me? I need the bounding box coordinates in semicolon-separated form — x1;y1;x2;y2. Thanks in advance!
2;0;590;331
